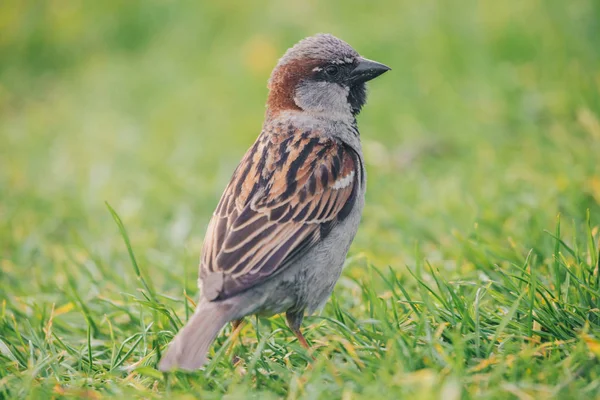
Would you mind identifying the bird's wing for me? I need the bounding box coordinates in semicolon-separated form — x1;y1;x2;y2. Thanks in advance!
199;128;361;301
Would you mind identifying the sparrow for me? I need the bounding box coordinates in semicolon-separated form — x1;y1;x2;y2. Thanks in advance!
159;33;390;371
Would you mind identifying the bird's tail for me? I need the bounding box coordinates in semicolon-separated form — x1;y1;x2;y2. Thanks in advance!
158;300;234;371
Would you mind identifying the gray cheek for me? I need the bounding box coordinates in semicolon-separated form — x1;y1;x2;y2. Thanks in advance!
294;81;351;115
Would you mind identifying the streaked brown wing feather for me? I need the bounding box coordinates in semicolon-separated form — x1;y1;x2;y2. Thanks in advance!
200;126;360;301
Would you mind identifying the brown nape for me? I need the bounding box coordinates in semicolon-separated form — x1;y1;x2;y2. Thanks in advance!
266;58;321;114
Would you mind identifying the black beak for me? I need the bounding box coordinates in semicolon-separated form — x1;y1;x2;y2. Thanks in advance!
349;57;391;83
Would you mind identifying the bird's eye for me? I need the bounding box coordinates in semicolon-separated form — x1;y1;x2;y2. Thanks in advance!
324;65;339;77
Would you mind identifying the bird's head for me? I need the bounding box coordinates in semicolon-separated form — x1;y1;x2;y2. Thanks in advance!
266;34;390;118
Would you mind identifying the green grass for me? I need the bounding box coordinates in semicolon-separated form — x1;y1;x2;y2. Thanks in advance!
1;0;600;398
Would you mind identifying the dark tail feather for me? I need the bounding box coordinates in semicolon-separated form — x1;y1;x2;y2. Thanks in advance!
158;300;233;371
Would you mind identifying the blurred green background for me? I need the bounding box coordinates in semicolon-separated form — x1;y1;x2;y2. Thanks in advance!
1;0;600;398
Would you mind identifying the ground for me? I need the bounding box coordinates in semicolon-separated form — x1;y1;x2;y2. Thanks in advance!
1;1;600;399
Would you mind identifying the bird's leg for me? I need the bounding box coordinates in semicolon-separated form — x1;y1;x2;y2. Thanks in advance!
295;330;310;349
229;318;245;344
286;310;310;349
231;318;244;331
228;318;246;366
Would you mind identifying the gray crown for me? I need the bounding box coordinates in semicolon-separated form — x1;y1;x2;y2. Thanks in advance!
277;33;360;67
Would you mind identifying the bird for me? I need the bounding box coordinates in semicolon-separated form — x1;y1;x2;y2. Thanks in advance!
158;33;390;371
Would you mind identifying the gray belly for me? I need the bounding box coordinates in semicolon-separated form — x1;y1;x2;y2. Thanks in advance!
293;201;364;314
